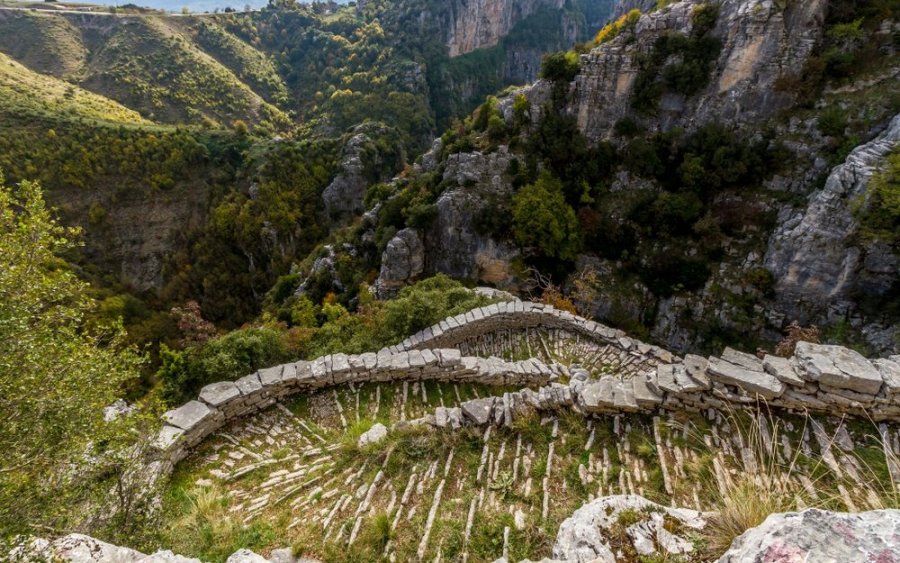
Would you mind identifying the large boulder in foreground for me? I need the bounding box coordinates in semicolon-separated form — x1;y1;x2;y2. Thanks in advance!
717;508;900;562
551;495;707;562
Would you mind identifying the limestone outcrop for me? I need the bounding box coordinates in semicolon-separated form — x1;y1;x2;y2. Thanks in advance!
6;535;318;563
717;508;900;562
551;495;706;562
322;124;404;224
375;228;425;299
566;0;827;140
445;0;567;57
765;114;900;348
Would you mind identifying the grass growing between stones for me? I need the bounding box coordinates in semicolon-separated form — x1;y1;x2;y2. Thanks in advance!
689;408;900;559
146;379;900;562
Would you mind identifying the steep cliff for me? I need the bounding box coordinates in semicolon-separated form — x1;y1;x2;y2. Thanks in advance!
368;0;899;355
446;0;567;57
765;116;900;351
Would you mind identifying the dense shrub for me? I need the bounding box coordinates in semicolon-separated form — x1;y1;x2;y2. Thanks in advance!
540;51;581;83
157;327;292;404
631;4;721;115
511;172;582;261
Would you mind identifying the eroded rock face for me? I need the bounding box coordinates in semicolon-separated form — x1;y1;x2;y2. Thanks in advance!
551;495;706;562
446;0;566;57
7;534;201;563
424;148;520;286
569;0;827;140
765;114;900;343
322;124;404;224
375;228;425;299
717;508;900;563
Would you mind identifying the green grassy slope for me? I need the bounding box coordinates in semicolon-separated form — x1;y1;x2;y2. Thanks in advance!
79;16;289;129
0;51;149;124
0;11;87;79
174;18;290;107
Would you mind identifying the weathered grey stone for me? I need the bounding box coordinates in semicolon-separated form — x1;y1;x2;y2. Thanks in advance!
632;374;663;407
579;377;616;413
235;373;263;396
794;342;883;395
762;355;805;387
358;423;388;448
199;381;241;407
717;508;900;563
258;365;284;387
226;549;269;563
552;495;705;563
163;401;215;432
460;398;495;425
154;425;185;451
683;354;711;389
721;347;764;372
874;358;900;394
707;358;785;400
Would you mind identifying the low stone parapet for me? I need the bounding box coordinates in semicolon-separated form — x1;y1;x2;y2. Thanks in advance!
153;349;557;463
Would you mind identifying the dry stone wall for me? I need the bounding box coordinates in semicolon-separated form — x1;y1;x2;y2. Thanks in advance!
152;301;900;470
154;348;556;465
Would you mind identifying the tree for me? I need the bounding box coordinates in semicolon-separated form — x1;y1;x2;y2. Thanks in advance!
511;172;581;261
540;51;580;83
0;173;144;534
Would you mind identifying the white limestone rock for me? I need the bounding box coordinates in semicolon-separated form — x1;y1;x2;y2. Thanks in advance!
717;508;900;562
358;422;389;448
551;495;706;563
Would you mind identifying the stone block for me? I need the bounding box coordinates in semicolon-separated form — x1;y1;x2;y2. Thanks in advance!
199;381;241;407
762;355;805;387
794;342;883;395
461;398;495;425
721;347;764;372
683;354;711;389
874;358;900;394
163;400;216;432
633;374;663;407
706;358;784;400
258;365;284;387
235;373;263;396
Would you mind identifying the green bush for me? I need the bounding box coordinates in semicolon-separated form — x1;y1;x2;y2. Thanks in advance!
511;172;581;261
157;326;291;404
540;51;580;83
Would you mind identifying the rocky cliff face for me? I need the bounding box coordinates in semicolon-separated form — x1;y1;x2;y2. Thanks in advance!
446;0;567;57
765;115;900;351
565;0;826;140
50;181;208;292
373;0;899;355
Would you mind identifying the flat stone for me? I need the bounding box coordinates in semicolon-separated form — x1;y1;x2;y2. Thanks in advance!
235;373;263;396
632;375;663;407
361;353;378;370
226;549;269;563
718;508;900;563
358;423;388;448
258;365;284;387
762;355;805;387
199;381;241;407
460;398;495;425
794;342;883;395
580;377;616;413
612;381;639;412
873;358;900;394
436;348;462;367
163;400;215;431
292;361;313;385
154;425;185;451
683;354;711;389
706;358;785;400
721;347;764;372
